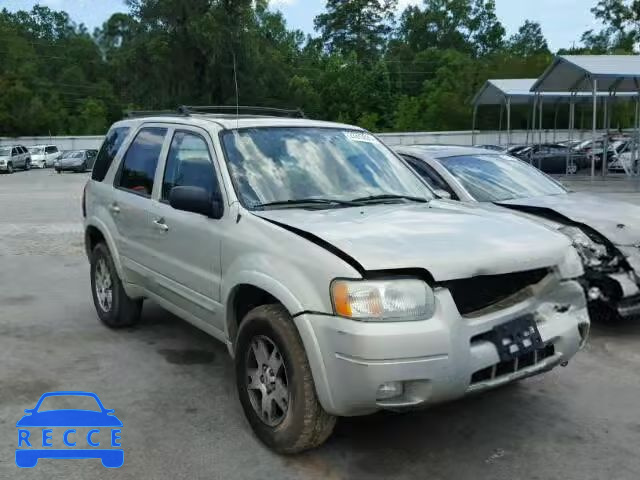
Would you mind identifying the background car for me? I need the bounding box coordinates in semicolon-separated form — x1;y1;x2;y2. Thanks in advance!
396;144;640;322
55;150;97;173
28;144;61;168
0;145;31;173
511;143;583;174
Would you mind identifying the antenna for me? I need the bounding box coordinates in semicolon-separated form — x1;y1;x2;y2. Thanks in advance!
232;50;240;129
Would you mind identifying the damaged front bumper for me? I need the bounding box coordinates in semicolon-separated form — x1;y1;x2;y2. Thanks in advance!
295;275;589;417
587;245;640;319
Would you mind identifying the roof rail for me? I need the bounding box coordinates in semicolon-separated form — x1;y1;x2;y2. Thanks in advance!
125;110;188;119
178;105;306;118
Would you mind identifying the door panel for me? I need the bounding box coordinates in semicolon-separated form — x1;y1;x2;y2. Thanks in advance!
148;129;224;330
112;126;169;288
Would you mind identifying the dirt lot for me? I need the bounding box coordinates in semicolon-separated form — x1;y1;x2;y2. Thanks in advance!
1;169;640;480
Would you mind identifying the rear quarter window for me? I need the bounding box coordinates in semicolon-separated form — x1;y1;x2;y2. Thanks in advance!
91;127;131;182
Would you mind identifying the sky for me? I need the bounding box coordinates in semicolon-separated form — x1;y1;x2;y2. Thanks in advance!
2;0;601;52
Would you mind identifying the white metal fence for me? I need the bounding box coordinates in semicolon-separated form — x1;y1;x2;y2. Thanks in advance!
0;129;610;151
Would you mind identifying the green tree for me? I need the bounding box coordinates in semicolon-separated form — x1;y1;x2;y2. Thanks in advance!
507;20;550;57
397;0;505;56
314;0;397;61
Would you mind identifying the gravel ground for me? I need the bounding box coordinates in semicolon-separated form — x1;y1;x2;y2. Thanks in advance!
1;169;640;480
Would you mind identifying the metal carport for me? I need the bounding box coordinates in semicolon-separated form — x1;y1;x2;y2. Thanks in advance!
531;55;640;177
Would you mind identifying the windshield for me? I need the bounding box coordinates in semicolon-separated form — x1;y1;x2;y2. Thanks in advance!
29;147;43;154
438;154;567;202
221;127;432;209
62;151;83;159
0;148;10;156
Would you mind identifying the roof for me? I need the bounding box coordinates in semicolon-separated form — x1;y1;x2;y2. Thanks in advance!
473;77;638;106
532;55;640;92
113;114;361;132
395;145;490;158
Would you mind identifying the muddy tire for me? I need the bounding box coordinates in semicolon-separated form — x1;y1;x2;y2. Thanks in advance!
235;304;336;453
90;243;142;328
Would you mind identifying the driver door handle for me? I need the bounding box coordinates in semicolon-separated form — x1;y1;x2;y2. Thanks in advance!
109;203;120;214
153;218;169;232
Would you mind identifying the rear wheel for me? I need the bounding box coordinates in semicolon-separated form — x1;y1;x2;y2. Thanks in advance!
235;304;335;453
90;243;142;328
24;160;31;171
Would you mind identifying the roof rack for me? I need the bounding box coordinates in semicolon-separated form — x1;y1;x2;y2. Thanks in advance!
178;105;306;118
125;110;188;119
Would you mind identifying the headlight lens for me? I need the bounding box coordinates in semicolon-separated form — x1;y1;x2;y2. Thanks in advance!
559;226;608;267
331;279;435;321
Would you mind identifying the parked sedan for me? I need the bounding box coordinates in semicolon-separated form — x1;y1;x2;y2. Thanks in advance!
0;145;31;173
511;143;582;174
55;150;97;173
396;145;640;322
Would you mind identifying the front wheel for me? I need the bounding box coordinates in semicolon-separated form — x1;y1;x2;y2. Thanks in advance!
7;163;13;174
235;304;336;454
90;243;142;328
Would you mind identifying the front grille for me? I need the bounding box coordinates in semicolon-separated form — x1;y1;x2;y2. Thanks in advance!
443;268;549;316
470;344;555;384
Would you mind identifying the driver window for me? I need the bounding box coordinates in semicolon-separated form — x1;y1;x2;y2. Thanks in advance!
162;131;219;202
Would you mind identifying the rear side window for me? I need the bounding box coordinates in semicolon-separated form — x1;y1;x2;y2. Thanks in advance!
45;146;58;154
92;127;131;182
117;127;167;197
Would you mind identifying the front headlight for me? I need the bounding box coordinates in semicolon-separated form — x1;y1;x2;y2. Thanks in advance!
331;279;435;321
559;226;608;267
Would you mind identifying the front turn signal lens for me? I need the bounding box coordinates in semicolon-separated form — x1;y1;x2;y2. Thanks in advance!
330;279;435;322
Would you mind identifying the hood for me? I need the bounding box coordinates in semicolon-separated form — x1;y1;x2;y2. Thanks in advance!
255;202;573;282
497;192;640;246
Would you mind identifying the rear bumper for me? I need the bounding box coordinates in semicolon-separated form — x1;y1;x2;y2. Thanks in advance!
295;278;588;417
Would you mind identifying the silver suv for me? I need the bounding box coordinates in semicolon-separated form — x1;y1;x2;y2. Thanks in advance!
0;145;31;173
83;108;590;453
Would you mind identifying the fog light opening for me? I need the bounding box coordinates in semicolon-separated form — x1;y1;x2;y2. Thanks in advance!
376;381;404;401
588;287;603;301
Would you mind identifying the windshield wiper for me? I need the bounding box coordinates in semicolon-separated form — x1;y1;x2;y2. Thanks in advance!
254;198;361;209
350;194;429;204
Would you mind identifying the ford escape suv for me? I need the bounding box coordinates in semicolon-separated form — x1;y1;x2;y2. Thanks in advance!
83;107;590;453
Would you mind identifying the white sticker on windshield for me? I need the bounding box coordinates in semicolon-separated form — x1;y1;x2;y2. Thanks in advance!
344;131;377;143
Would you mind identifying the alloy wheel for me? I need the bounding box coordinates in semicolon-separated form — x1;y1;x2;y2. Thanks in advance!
95;258;113;313
245;335;290;427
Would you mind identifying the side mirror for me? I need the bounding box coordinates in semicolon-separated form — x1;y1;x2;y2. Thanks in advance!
433;189;452;200
169;186;223;218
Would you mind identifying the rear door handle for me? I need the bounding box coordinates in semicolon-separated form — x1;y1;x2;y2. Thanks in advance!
109;203;121;214
153;218;169;232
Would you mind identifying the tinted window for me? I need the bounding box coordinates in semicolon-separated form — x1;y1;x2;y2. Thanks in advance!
45;146;58;154
403;155;456;198
11;148;18;156
438;154;567;202
162;131;218;201
117;127;167;197
92;127;131;181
